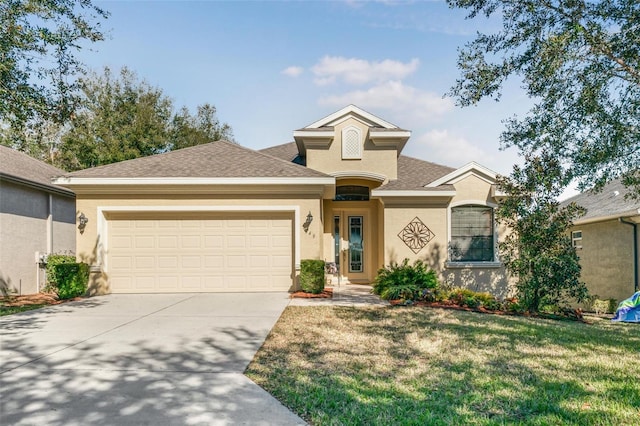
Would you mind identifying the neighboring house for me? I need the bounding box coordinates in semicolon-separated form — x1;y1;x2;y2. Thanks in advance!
54;105;510;296
0;146;76;295
564;179;640;303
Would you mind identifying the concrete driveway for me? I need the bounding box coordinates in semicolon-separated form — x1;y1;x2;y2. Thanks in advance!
0;293;305;425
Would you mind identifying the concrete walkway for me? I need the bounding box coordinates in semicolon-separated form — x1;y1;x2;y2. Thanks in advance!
288;283;389;307
0;293;305;426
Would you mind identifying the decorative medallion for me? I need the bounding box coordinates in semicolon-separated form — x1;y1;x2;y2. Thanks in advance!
398;217;434;254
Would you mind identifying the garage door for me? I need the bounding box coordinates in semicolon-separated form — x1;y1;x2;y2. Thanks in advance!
106;212;293;293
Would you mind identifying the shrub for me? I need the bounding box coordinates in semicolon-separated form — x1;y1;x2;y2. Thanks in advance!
373;259;439;301
589;297;618;315
300;259;325;294
447;288;502;310
48;262;89;299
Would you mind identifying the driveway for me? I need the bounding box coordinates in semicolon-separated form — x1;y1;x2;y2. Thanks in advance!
0;293;305;425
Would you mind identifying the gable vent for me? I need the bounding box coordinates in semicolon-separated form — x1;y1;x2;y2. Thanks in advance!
342;126;362;159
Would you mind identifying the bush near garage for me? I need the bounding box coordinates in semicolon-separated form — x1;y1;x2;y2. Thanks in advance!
300;259;326;294
46;254;89;299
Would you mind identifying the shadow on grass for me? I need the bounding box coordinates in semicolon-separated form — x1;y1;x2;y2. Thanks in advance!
247;305;640;425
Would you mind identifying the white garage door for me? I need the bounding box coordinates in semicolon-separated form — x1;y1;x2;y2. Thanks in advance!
106;212;293;293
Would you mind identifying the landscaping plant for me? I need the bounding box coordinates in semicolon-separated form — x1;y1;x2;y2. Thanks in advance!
299;259;325;294
46;254;89;299
496;154;590;312
373;259;438;301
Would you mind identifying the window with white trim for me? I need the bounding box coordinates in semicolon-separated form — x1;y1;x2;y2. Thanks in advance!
342;126;362;159
450;205;495;262
572;231;582;249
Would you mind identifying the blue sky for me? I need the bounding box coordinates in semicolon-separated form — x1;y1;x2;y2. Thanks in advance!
81;0;533;175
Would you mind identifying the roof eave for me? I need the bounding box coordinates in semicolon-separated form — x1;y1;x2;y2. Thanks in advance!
1;173;75;197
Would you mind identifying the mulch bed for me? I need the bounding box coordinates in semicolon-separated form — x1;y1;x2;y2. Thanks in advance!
0;292;83;307
390;300;589;322
291;287;334;299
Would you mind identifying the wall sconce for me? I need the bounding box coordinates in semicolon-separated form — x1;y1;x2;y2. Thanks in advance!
303;211;313;232
78;212;88;234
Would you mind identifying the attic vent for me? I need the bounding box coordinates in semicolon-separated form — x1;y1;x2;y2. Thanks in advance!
342;126;362;159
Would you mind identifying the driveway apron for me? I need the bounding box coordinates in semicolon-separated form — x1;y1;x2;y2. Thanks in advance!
0;293;305;425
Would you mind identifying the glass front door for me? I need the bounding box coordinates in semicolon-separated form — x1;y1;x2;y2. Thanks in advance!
333;212;367;279
348;216;364;273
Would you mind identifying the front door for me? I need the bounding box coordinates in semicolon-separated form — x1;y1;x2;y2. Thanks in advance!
333;212;369;282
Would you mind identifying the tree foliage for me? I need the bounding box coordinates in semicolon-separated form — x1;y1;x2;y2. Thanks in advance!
170;104;234;151
448;0;640;194
9;66;235;171
57;66;173;170
0;0;108;128
496;153;589;312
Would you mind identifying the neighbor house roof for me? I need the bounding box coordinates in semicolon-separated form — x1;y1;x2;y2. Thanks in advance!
61;140;330;179
0;145;74;196
260;142;455;192
563;179;640;224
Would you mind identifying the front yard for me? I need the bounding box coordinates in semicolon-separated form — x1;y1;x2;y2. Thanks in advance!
246;306;640;425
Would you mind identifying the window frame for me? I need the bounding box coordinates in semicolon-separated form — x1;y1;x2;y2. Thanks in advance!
334;185;370;201
446;201;500;268
571;230;583;250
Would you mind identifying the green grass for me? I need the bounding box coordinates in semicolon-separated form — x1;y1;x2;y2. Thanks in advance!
246;306;640;425
0;303;48;316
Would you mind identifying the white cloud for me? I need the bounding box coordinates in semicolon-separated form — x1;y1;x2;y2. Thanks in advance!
311;56;419;86
282;66;304;77
318;80;453;122
413;129;492;167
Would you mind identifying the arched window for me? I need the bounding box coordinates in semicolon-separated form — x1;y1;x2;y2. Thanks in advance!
334;185;370;201
342;126;362;159
450;205;495;262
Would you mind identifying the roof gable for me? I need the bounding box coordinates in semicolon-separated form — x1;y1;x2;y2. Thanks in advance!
425;162;498;187
304;104;399;130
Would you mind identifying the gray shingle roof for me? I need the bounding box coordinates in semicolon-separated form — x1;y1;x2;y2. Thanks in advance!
63;141;329;178
0;145;74;195
562;179;640;222
260;142;455;191
259;142;304;165
377;155;456;191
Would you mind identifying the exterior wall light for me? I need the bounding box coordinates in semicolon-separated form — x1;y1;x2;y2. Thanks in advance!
303;211;313;232
78;212;88;234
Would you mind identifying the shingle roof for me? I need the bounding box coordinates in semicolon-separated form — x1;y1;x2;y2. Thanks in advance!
376;155;456;191
63;140;329;178
0;145;74;195
259;142;305;165
562;179;640;222
260;142;455;191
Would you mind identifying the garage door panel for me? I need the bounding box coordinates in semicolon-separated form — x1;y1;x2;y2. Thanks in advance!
181;235;200;248
107;213;293;293
158;236;178;249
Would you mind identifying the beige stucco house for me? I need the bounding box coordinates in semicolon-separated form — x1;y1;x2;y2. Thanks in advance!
54;105;509;296
0;146;76;295
564;179;640;303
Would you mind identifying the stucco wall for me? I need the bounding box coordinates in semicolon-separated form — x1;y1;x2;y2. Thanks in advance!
573;219;637;304
306;118;398;180
73;191;324;295
0;181;75;295
379;174;512;298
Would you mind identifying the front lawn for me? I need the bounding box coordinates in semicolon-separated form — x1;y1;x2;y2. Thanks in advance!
246;306;640;425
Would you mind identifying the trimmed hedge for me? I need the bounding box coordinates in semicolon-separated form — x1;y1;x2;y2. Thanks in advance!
46;254;88;299
300;259;325;294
